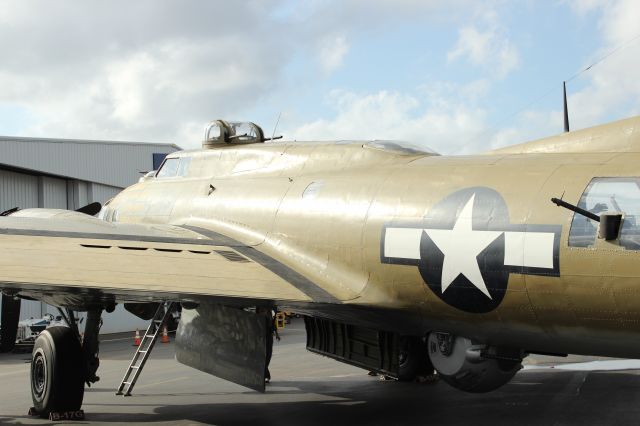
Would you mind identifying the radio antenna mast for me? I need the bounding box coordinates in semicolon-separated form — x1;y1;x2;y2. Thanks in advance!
563;81;570;133
271;112;282;142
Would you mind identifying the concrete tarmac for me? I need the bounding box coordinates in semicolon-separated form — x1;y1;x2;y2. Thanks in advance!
1;319;640;425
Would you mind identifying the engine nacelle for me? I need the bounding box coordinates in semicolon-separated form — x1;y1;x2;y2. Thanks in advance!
427;333;522;393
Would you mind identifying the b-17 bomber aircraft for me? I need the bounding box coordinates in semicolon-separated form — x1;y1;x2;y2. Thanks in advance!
2;116;640;418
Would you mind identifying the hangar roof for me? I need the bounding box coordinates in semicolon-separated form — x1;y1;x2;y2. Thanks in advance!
0;136;180;188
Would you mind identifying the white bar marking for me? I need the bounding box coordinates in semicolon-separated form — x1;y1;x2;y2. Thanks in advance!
384;228;423;259
504;231;555;269
385;227;555;270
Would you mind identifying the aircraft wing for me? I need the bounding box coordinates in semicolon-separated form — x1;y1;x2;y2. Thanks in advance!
0;209;334;307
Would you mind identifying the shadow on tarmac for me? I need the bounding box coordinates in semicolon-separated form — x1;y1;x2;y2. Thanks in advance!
3;370;636;426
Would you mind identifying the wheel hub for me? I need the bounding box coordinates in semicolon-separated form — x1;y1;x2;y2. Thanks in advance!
31;350;47;400
435;333;454;356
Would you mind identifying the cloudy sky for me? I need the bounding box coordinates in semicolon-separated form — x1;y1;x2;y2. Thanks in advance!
0;0;638;154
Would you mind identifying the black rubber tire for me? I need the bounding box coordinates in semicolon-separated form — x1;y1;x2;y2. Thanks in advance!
30;326;85;417
398;336;434;381
437;359;520;393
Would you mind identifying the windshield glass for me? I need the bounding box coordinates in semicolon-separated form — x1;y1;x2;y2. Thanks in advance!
156;158;179;178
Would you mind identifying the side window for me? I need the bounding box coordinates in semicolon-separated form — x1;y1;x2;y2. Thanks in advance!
569;177;640;249
155;157;191;178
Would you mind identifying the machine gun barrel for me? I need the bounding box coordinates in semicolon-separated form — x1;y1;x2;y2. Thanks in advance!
551;197;600;222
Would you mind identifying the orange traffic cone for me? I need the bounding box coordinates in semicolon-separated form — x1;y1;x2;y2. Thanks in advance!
133;329;141;346
161;326;170;343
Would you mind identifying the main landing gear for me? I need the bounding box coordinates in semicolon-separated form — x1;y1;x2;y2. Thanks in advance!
397;336;434;381
29;308;103;419
30;326;85;416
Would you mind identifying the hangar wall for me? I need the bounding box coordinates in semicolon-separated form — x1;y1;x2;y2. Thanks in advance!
0;136;174;188
0;169;38;208
0;136;181;334
42;176;67;209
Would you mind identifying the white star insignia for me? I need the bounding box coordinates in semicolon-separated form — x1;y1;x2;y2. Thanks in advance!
425;194;502;299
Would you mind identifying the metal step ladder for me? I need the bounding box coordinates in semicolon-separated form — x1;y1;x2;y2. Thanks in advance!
116;302;175;396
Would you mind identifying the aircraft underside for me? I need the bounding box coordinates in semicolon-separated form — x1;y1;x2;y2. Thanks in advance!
1;293;531;418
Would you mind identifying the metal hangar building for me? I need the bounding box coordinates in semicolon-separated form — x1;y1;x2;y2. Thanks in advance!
0;135;180;333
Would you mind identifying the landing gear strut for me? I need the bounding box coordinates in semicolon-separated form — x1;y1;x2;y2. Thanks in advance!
398;336;435;381
83;310;103;384
0;294;21;353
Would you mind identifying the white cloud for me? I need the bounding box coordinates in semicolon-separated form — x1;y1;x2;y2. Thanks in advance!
563;0;640;129
488;110;562;150
318;35;350;75
596;0;640;44
566;0;609;16
447;11;519;78
13;0;634;153
0;2;293;146
0;0;484;147
479;0;640;143
287;82;490;154
11;35;286;146
285;1;640;152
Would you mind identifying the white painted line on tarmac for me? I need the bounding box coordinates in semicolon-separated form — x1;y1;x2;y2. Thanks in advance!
134;376;189;389
293;373;363;380
0;367;29;377
524;359;640;371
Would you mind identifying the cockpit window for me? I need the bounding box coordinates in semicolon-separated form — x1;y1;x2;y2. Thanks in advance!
569;177;640;249
156;157;191;178
156;158;179;178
